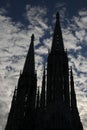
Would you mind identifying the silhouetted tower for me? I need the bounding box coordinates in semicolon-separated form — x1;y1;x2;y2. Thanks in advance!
47;12;70;108
5;34;37;130
5;12;83;130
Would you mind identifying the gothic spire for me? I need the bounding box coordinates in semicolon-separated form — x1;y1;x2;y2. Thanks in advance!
51;12;64;53
70;67;77;110
40;65;46;109
23;34;35;74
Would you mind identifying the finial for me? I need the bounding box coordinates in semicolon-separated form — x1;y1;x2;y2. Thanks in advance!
31;34;34;42
56;12;59;20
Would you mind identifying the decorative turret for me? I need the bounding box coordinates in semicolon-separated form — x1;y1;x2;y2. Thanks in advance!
51;12;64;53
40;66;46;109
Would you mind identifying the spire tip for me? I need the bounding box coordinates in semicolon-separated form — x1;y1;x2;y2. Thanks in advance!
56;12;59;20
31;34;34;42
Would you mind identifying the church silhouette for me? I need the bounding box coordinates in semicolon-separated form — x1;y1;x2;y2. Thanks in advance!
5;12;83;130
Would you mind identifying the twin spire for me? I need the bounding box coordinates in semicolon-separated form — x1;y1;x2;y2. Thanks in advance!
20;11;79;122
23;12;64;76
5;12;83;130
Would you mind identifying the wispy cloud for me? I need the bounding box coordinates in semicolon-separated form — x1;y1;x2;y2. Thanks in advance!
0;6;49;130
0;10;28;130
60;8;87;130
0;4;87;130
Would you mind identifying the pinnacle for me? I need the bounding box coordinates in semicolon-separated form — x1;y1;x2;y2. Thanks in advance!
56;12;59;20
31;34;34;42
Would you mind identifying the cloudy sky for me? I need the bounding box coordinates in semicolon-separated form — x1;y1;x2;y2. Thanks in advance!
0;0;87;130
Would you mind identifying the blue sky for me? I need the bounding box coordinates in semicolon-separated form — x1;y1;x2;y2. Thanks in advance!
0;0;87;130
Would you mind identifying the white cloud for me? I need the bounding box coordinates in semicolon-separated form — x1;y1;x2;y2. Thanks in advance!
75;30;86;41
60;9;87;130
0;4;87;130
50;5;87;129
25;5;48;29
0;6;49;130
0;9;27;130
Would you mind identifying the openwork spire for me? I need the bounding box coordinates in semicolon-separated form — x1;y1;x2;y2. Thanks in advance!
51;12;64;53
23;34;35;74
5;12;83;130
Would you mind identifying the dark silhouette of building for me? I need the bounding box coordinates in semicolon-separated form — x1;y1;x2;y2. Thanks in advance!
5;12;83;130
